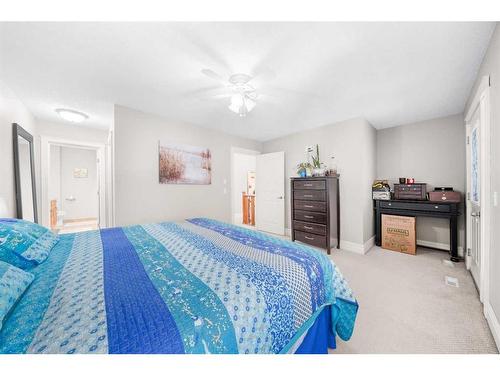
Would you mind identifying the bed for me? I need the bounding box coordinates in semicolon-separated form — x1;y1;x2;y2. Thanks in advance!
0;218;358;354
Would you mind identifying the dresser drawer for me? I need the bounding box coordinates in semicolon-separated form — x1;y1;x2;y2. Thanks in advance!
293;190;326;201
379;201;451;213
294;200;326;212
294;210;327;224
293;220;326;235
294;230;327;248
293;180;326;190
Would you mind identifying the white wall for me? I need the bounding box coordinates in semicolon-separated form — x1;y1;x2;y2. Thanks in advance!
377;114;466;253
59;146;99;220
36;120;109;145
0;80;37;219
231;152;256;223
262;117;377;250
466;23;500;349
114;105;262;226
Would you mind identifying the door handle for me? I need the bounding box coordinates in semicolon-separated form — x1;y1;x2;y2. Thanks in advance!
277;196;283;199
471;212;481;217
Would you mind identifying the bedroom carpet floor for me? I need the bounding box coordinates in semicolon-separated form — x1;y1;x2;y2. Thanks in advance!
329;246;498;354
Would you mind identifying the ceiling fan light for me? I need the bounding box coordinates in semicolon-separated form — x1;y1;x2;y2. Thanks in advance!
244;97;256;112
230;94;244;107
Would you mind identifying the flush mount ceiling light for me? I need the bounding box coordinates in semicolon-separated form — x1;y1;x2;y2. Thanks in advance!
55;108;89;123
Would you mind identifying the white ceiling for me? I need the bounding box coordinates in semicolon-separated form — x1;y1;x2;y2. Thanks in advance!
0;22;494;141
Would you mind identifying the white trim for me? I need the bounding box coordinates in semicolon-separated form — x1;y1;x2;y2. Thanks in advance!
464;76;492;305
340;238;374;255
286;227;372;254
363;235;375;253
465;76;490;122
485;301;500;351
340;240;364;254
40;136;108;229
106;130;115;227
229;146;260;225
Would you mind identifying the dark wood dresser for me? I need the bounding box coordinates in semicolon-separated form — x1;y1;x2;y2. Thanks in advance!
290;176;340;254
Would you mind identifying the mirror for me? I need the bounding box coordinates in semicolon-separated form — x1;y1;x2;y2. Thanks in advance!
13;123;38;223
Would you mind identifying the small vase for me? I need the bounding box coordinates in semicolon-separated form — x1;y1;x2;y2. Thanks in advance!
298;170;307;178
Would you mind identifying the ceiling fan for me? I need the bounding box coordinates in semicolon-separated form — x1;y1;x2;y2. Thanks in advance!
201;69;264;117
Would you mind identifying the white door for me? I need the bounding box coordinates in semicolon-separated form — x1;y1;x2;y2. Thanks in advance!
466;107;482;291
255;151;285;235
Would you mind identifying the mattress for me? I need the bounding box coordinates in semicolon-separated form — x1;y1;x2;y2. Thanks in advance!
0;218;358;354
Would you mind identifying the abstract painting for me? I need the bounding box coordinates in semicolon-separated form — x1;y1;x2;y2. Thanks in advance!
159;142;212;184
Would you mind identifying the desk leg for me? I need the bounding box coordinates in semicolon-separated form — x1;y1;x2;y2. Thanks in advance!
375;210;381;246
450;215;460;262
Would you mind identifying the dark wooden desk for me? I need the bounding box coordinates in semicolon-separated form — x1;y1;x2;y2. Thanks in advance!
374;199;461;262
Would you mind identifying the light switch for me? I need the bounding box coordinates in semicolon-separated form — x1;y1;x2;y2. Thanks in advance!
494;191;498;207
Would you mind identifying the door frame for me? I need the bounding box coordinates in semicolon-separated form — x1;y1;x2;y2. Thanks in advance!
464;75;491;304
230;146;260;225
40;136;108;229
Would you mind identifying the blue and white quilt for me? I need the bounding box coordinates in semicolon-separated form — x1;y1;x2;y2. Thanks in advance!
0;218;357;354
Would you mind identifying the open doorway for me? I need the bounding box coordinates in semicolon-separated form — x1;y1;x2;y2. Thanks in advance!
41;137;107;233
230;148;259;228
230;147;285;236
48;145;99;233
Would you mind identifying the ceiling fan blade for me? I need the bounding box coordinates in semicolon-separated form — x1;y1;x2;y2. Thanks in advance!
265;86;320;100
182;86;229;97
201;69;226;83
251;66;276;82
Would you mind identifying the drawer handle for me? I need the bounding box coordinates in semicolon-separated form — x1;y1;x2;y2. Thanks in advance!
304;226;313;230
303;194;313;198
388;203;392;206
435;206;439;209
304;215;314;219
305;236;315;240
304;183;312;187
304;205;314;208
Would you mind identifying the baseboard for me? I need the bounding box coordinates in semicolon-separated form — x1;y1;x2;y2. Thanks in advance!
485;301;500;351
416;240;464;257
340;237;374;255
364;235;375;253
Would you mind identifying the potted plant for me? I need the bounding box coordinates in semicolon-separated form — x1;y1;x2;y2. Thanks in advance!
311;144;326;176
296;162;312;178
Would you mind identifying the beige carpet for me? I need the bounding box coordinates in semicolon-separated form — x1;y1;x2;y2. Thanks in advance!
329;246;498;354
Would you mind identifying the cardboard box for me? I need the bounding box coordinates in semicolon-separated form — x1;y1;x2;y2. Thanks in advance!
382;214;416;255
